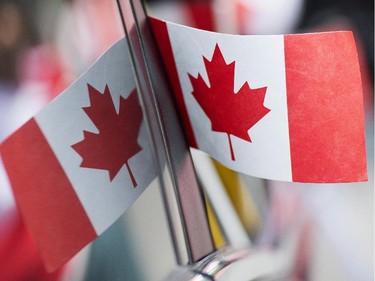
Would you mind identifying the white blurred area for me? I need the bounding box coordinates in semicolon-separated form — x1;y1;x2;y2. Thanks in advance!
234;0;304;34
148;0;304;34
0;0;373;280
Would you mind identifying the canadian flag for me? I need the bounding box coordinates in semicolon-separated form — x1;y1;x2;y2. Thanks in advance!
0;16;369;273
0;38;156;271
151;18;367;183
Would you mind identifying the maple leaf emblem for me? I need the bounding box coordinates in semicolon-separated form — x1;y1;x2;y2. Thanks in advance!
188;44;270;160
72;84;142;187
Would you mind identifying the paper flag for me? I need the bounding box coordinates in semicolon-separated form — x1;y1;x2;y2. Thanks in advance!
0;38;156;271
0;15;368;273
151;17;367;183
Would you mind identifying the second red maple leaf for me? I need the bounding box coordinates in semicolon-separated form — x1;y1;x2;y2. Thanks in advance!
72;84;142;187
188;44;270;161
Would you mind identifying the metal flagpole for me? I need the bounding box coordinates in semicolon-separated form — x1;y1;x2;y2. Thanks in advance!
116;0;214;266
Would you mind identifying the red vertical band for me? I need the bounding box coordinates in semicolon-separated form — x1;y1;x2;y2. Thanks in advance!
1;119;97;271
149;17;198;148
284;32;367;182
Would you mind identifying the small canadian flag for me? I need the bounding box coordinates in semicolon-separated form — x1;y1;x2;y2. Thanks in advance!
0;38;156;271
151;17;367;183
0;17;368;273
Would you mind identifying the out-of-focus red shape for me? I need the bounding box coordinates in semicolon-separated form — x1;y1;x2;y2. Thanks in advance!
184;0;216;32
0;213;63;280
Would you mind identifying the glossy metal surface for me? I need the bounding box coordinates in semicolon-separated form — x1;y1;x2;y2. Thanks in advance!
161;228;299;281
116;0;214;265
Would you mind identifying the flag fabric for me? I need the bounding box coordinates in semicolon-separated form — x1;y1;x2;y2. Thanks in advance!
0;38;156;271
151;18;367;183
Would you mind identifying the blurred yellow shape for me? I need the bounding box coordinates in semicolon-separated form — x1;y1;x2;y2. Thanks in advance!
213;160;260;237
205;196;226;248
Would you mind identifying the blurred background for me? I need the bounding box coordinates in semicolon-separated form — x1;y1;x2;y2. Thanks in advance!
0;0;373;280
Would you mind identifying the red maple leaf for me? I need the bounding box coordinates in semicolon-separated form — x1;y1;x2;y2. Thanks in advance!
188;44;270;160
72;84;142;187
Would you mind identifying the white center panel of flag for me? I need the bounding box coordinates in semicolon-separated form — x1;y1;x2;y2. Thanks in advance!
34;38;156;235
167;23;293;181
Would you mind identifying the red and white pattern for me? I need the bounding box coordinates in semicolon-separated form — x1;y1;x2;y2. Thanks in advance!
151;18;367;183
0;38;156;271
